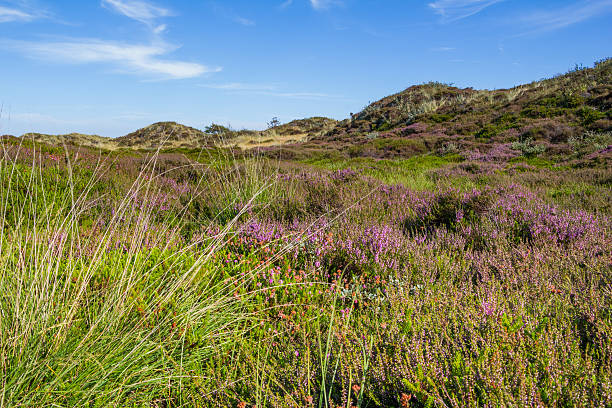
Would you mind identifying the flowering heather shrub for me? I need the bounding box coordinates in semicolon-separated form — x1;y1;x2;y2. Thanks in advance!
399;122;428;134
585;144;612;160
465;142;519;162
214;177;611;406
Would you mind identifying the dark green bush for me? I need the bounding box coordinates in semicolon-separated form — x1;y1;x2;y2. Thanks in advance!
375;121;393;132
576;106;605;126
474;124;501;139
403;191;492;235
429;113;454;123
520;105;566;119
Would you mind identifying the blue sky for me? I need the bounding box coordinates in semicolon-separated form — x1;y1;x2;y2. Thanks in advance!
0;0;610;137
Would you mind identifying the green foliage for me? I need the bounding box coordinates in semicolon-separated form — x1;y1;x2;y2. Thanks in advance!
428;113;454;123
372;137;425;151
575;106;605;126
511;138;546;157
540;92;584;109
375;121;393;131
474;113;519;139
403;189;492;234
568;130;612;157
204;122;231;135
508;156;555;168
474;124;501;139
520;105;567;119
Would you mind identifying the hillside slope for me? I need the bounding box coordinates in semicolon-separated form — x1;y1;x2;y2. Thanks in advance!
301;58;611;164
20;132;115;150
114;122;212;150
223;117;338;148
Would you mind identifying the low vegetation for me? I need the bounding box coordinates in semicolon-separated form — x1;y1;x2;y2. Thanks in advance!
1;59;611;407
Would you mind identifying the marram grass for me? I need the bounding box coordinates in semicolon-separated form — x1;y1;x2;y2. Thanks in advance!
0;145;259;407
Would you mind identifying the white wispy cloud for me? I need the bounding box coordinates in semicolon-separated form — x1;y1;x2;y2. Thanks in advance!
153;23;166;34
0;6;33;22
278;0;339;11
267;91;339;99
428;0;504;22
0;0;50;23
233;16;255;26
2;38;220;80
0;1;215;80
101;0;170;23
520;0;612;33
209;3;255;26
201;83;278;91
431;46;456;51
310;0;341;10
199;82;341;99
101;0;171;32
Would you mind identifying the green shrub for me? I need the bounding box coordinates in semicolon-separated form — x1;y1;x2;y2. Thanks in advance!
568;130;612;157
375;121;393;131
576;106;605;126
520;105;566;119
474;113;519;139
428;113;454;123
539;92;584;109
474;124;501;139
495;112;519;126
511;138;546;157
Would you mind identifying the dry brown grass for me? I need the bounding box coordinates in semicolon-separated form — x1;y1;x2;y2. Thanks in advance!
21;132;119;150
220;131;309;149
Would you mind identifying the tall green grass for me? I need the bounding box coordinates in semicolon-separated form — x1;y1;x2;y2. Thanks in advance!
300;154;462;189
0;142;268;406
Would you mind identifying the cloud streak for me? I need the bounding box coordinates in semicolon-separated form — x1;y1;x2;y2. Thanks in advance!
101;0;171;33
0;1;216;80
0;1;49;23
428;0;504;22
201;83;277;91
520;0;612;33
310;0;341;10
233;16;255;26
199;82;342;99
431;46;456;51
0;6;33;22
209;3;255;26
101;0;170;23
2;38;219;79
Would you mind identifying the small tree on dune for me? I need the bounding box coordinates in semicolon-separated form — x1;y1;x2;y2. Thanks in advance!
267;117;280;129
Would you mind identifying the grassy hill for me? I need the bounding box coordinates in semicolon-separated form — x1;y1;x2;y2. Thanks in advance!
20;132;115;150
222;116;338;148
16;117;339;151
114;121;213;150
18;122;214;151
299;58;611;164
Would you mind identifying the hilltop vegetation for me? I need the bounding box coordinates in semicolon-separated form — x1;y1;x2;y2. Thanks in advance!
115;121;213;149
21;132;115;149
222;117;338;149
294;59;612;164
1;59;611;407
15;117;338;151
